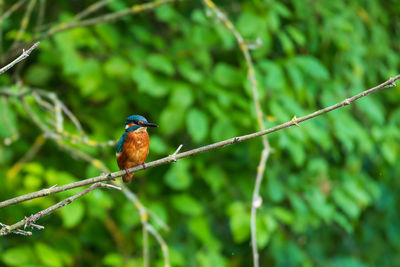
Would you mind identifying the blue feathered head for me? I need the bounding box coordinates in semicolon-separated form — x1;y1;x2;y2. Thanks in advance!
125;115;158;128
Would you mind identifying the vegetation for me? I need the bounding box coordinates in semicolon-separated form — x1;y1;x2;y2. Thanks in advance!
0;0;399;266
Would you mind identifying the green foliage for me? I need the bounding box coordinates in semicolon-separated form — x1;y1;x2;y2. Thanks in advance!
1;0;400;266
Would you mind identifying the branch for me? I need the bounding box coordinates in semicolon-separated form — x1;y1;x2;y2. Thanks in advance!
202;2;271;265
39;0;176;40
146;224;170;267
0;0;26;25
74;0;114;21
1;75;398;209
0;182;118;236
0;42;39;74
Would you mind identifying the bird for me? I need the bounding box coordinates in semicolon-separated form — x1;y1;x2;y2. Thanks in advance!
116;115;158;183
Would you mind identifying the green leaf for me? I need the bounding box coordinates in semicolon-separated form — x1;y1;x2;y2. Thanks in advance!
332;188;360;219
172;194;203;215
35;243;63;267
103;253;123;267
147;54;174;76
60;200;85;228
2;246;36;266
0;98;17;138
169;83;194;109
189;216;220;249
177;61;203;84
159;106;185;135
186;108;209;142
213;63;242;87
227;202;250;243
211;119;237;142
25;65;53;86
104;57;131;78
132;66;169;97
295;56;330;80
164;159;192;190
203;166;225;193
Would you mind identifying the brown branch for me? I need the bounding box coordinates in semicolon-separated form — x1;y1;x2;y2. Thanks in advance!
0;182;118;236
1;75;398;210
0;42;39;74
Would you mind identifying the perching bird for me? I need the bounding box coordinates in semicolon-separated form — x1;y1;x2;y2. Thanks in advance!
116;115;158;183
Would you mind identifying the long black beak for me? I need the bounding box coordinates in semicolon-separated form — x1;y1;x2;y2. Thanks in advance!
139;121;158;127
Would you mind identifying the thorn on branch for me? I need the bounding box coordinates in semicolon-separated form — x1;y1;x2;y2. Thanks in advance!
169;144;183;162
100;183;122;191
291;116;300;127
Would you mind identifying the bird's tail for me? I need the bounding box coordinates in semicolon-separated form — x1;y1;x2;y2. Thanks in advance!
123;172;135;183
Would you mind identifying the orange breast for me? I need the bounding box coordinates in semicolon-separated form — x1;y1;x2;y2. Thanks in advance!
116;131;150;171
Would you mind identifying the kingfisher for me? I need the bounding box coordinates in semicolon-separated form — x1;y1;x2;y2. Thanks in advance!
116;115;158;183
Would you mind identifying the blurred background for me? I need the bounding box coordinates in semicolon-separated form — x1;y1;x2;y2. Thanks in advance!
0;0;400;266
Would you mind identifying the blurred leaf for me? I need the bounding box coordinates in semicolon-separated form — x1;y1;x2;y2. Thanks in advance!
103;253;123;267
25;65;53;86
172;194;203;215
60;200;85;228
164;160;192;190
189;216;221;250
186;108;209;142
147;54;174;76
213;63;242;87
227;202;250;243
35;243;63;267
2;246;36;266
211;119;237;142
0;99;17;138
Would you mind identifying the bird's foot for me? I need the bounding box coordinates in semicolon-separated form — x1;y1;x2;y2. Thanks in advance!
124;168;130;175
142;163;147;169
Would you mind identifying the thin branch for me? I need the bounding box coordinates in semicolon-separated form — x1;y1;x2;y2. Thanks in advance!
1;0;176;64
0;88;116;147
0;0;26;25
12;0;37;47
250;148;268;264
39;0;176;40
0;222;31;236
146;224;170;267
34;0;46;34
74;0;114;21
0;42;39;74
1;75;398;209
7;135;46;180
0;182;118;236
202;2;271;265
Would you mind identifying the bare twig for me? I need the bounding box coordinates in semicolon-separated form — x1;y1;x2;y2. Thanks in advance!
7;135;46;180
146;224;170;267
40;0;176;40
1;75;398;209
0;0;26;25
74;0;114;21
0;222;31;235
0;42;39;74
12;0;37;47
203;2;271;265
0;182;118;236
0;88;116;147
